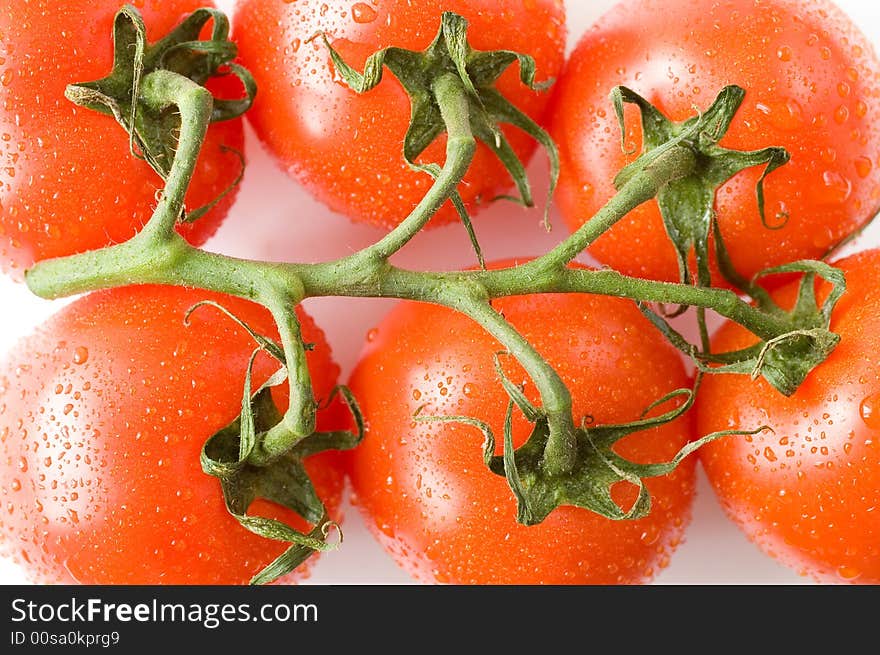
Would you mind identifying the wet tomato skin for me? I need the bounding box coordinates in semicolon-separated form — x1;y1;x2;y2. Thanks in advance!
0;286;343;584
347;268;696;584
233;0;566;229
0;0;244;280
697;249;880;583
551;0;880;284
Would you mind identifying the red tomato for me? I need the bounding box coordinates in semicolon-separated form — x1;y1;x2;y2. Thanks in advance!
347;268;696;584
0;286;343;584
0;0;245;280
551;0;880;284
233;0;566;229
697;249;880;583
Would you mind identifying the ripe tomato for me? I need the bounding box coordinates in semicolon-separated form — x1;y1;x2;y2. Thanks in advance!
697;249;880;583
0;286;343;584
0;0;245;280
347;267;696;584
551;0;880;284
233;0;566;229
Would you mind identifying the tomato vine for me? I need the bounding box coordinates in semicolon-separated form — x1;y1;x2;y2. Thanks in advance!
20;5;846;583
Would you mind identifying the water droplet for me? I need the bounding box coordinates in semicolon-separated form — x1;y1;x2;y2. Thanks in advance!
776;45;792;61
755;99;804;131
17;456;27;473
10;479;21;492
352;2;377;23
366;328;378;343
837;564;861;580
859;393;880;429
820;170;852;203
73;347;89;365
855;156;873;179
763;447;778;462
640;526;660;545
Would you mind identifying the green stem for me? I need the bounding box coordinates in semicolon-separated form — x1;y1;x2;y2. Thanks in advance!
25;69;214;294
356;73;476;262
24;95;797;476
249;292;316;466
456;297;577;476
529;145;697;271
139;70;213;241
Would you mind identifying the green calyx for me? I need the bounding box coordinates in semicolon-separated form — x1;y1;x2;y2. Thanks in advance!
64;4;255;183
421;364;762;524
322;11;560;238
613;85;789;290
192;303;363;585
643;260;846;396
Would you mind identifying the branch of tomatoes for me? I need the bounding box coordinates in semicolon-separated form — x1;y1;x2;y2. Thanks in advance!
21;5;846;582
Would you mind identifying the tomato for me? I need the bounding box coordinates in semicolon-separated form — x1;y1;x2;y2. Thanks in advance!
347;266;696;584
0;0;245;280
550;0;880;284
0;286;343;584
697;249;880;583
233;0;566;229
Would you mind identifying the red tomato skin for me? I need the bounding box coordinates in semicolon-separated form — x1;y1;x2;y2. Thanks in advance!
233;0;566;229
0;0;245;280
551;0;880;284
347;281;696;584
0;287;343;585
697;249;880;583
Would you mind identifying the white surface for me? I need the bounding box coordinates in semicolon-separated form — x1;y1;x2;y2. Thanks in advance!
2;0;880;585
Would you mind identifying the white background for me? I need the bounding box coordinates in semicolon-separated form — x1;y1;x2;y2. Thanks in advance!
3;0;880;585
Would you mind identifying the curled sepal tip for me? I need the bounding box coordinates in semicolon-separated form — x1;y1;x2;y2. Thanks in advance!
321;11;560;230
640;260;846;397
64;5;256;181
611;84;790;291
197;302;364;584
420;388;762;525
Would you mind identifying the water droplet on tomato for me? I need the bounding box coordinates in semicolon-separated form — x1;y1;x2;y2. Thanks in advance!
859;393;880;429
17;456;27;473
755;98;804;131
820;170;852;203
855;156;873;179
10;479;21;492
72;347;88;365
351;3;377;23
777;45;792;61
366;328;378;342
640;525;660;545
837;564;861;580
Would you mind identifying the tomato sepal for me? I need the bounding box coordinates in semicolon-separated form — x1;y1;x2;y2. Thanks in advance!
202;365;363;584
612;85;790;290
193;303;363;585
422;386;756;526
64;5;255;182
321;11;559;230
640;260;846;396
